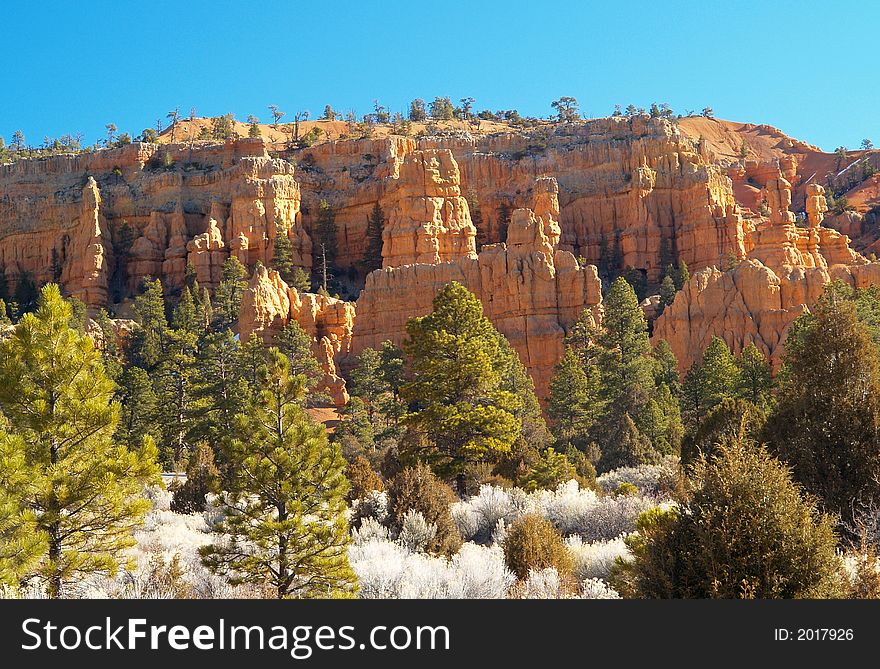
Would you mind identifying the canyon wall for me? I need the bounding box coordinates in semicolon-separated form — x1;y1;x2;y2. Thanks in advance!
654;175;876;371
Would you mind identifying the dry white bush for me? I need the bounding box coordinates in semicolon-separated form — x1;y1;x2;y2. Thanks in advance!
565;536;631;581
348;539;514;599
596;458;679;497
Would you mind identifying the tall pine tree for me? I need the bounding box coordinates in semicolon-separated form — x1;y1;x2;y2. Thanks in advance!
0;285;159;597
200;349;356;598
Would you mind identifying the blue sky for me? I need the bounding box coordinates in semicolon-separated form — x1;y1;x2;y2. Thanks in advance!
1;0;876;152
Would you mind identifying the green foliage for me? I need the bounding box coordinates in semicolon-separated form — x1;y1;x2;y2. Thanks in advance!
0;432;45;586
548;347;603;450
429;96;454;120
614;439;842;598
271;220;298;286
762;293;880;529
551;96;580;123
0;284;160;597
200;349;356;598
401;282;522;480
312;200;338;291
658;275;676;315
681;336;738;429
735;343;774;411
502;515;573;580
408;99;428;122
277;320;322;389
387;463;461;556
170;442;220;513
362;202;385;274
680;397;766;466
130;279;169;369
212;256;248;330
518;447;577;492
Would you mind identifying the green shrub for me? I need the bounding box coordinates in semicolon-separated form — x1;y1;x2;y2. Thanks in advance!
613;482;639;497
346;455;384;502
170;443;220;514
612;438;843;598
502;514;574;580
386;464;461;556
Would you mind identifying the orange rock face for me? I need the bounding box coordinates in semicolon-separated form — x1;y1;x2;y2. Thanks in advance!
59;177;113;305
654;174;876;372
351;180;602;398
0;139;308;300
239;264;355;406
381;149;477;268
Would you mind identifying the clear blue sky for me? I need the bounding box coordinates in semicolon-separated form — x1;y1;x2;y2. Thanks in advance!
1;0;876;152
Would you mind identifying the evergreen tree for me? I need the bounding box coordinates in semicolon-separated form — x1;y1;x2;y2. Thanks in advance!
277;320;322;391
192;329;248;454
681;336;738;430
0;285;159;597
154;328;201;467
673;259;690;291
735;343;774;411
0;298;10;326
213;257;248;330
312;200;338;291
172;286;198;335
762;295;880;528
0;432;45;586
288;267;311;293
401;282;522;482
200;349;356;598
130;279;168;369
350;347;388;424
362;202;385;274
614;438;842;599
271;220;297;285
590;278;682;470
548;347;603;449
652;339;681;396
658;275;676;315
115;366;160;450
237;333;268;396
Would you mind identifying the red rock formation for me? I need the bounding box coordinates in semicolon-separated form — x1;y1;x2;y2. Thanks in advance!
381;149;477;268
238;264;355;406
186;215;228;290
352;181;602;398
59;177;112;305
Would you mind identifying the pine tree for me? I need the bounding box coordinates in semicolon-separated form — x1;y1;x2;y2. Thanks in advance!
681;336;738;430
735;343;774;411
173;286;198;335
652;339;681;396
0;285;160;597
154;327;201;467
271;220;297;285
237;333;268;396
200;349;356;598
362;202;385;274
213;256;248;330
591;278;682;469
192;329;248;455
401;282;522;481
762;295;880;528
0;298;10;326
548;347;603;449
658;275;676;315
673;259;690;290
0;432;45;586
615;438;842;599
277;320;321;386
115;366;159;450
313;200;338;291
130;279;168;369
